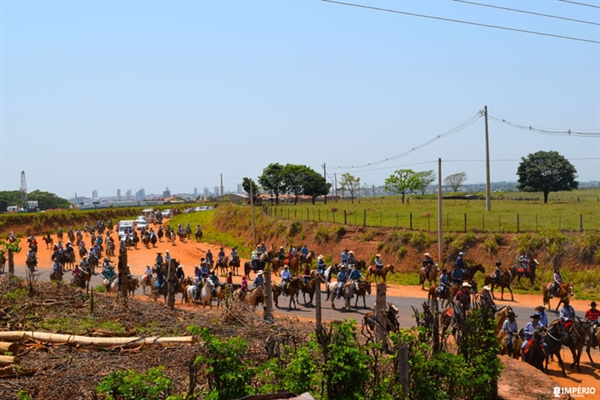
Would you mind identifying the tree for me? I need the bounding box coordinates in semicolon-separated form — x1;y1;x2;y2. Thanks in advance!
242;177;261;204
517;150;578;203
303;170;331;205
384;169;421;203
258;163;287;205
28;190;69;210
415;170;436;195
340;173;360;204
444;172;468;192
282;164;310;205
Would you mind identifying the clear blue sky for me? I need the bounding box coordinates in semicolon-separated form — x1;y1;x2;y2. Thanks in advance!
1;0;599;199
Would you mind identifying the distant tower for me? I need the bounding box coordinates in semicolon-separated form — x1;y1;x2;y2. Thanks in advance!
20;171;28;207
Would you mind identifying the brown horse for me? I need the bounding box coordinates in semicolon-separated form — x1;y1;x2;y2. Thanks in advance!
365;264;395;282
428;283;460;308
483;268;514;301
127;278;140;297
229;256;240;276
354;280;372;308
300;251;315;268
288;256;301;276
419;264;439;290
301;273;321;307
141;274;153;295
493;305;514;335
510;258;539;286
272;277;303;309
215;256;229;276
42;233;53;249
542;282;573;311
270;258;285;277
362;303;400;334
233;286;264;311
463;264;486;281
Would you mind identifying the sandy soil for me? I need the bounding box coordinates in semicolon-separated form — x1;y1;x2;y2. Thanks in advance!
13;230;600;398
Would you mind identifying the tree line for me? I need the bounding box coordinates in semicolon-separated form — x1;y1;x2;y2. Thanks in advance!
0;190;70;213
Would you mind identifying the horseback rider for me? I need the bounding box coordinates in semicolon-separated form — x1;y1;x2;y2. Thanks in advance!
502;311;519;357
251;250;260;271
230;247;239;264
217;247;225;265
302;265;311;285
80;255;89;271
205;249;214;266
347;250;356;267
8;231;16;243
288;246;298;264
551;266;563;297
175;264;185;282
257;242;267;256
456;251;466;272
200;259;210;278
165;249;171;266
559;298;576;332
51;259;63;280
156;268;166;289
494;257;502;285
481;285;497;312
521;313;549;361
253;270;264;288
300;244;309;259
535;305;549;328
341;249;349;267
455;282;472;311
281;265;292;295
316;255;326;276
438;269;449;297
155;251;164;269
277;246;286;262
102;263;115;281
451;264;465;286
336;265;349;299
585;301;599;327
241;275;249;298
519;252;529;273
27;247;37;267
349;264;364;282
226;271;233;285
374;254;384;273
209;270;220;297
423;252;435;276
102;257;111;269
145;265;153;279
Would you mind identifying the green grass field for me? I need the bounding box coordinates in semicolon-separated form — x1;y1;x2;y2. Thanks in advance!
263;188;600;233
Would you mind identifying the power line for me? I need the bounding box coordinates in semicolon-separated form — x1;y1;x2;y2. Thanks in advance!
333;111;483;170
454;0;600;26
488;115;600;137
322;0;600;44
559;0;600;9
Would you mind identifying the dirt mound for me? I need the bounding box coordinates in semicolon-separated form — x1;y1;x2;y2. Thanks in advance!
498;355;571;399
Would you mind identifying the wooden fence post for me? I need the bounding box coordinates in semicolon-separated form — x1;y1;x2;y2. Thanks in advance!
344;210;347;225
167;260;176;309
307;208;309;222
315;272;322;332
399;345;409;396
481;214;484;231
580;214;583;232
464;213;467;233
517;214;520;233
363;210;367;227
375;283;387;343
410;213;413;230
264;269;274;322
318;209;321;221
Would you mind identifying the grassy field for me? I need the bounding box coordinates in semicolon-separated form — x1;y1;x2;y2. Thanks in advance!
263;188;600;233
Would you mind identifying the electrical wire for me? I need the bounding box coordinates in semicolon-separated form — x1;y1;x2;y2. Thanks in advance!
488;115;600;137
322;0;600;44
333;111;483;170
559;0;600;9
454;0;600;26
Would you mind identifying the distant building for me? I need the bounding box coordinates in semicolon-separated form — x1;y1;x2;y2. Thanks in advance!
135;188;146;200
203;187;209;199
194;187;198;196
214;186;220;197
237;183;244;194
126;189;132;200
117;189;121;200
163;187;171;198
92;190;98;199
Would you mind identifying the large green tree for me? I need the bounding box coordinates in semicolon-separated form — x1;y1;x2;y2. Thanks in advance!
415;170;436;195
444;172;468;192
282;164;309;205
303;169;330;204
339;173;360;204
258;163;287;205
0;190;68;212
384;169;421;203
517;150;578;203
241;177;261;204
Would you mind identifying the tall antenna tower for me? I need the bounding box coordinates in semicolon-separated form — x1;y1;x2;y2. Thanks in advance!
20;171;28;207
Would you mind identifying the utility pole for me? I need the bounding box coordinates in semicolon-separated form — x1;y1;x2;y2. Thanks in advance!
249;179;256;245
334;173;337;201
485;105;491;211
372;185;375;198
438;158;443;264
322;163;327;204
220;173;224;203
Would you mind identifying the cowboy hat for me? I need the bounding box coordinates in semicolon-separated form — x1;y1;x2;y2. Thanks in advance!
483;285;491;291
317;255;324;260
507;311;517;318
157;251;162;254
376;254;381;257
459;251;464;256
462;282;472;288
591;302;597;307
165;249;169;253
257;270;264;275
530;313;541;319
535;305;546;311
348;250;354;254
177;265;183;269
283;265;289;268
424;252;431;257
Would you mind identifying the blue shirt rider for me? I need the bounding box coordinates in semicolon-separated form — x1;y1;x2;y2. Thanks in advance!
451;265;464;286
156;252;164;268
301;245;309;257
336;265;349;298
438;269;449;296
521;313;548;361
200;259;210;278
374;254;384;272
281;266;292;293
317;255;326;276
231;248;239;261
254;270;264;288
341;249;349;266
349;265;364;281
205;249;213;265
347;250;356;266
218;248;225;264
165;250;171;265
456;252;466;271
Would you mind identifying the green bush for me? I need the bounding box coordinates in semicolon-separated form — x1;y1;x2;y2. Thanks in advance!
410;232;431;251
358;229;376;242
332;225;347;242
288;221;303;237
396;246;408;260
542;230;568;267
314;226;331;244
572;232;600;264
96;366;176;400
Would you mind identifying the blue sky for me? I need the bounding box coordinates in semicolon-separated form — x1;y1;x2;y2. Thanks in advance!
1;0;599;199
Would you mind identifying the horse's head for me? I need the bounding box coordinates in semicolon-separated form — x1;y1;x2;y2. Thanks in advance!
387;264;395;273
476;264;486;274
387;302;399;315
365;281;372;295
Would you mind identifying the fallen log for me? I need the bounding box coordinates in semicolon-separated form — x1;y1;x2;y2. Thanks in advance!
0;365;37;378
0;342;19;354
0;331;194;349
0;355;19;366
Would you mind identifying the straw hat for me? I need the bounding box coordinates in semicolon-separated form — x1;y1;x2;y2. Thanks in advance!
317;255;324;260
257;270;264;275
376;254;381;257
482;285;491;291
462;282;472;288
424;252;431;257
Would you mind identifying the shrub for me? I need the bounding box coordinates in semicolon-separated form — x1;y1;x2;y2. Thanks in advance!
410;232;432;251
314;226;331;244
396;246;408;260
358;229;376;242
483;234;498;253
542;230;568;267
288;221;303;237
96;366;175;400
512;233;544;256
332;225;347;242
572;232;600;264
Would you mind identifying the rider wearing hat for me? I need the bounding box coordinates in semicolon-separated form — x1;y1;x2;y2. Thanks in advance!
175;264;185;281
155;251;164;269
217;247;225;264
374;254;384;273
277;246;286;262
336;265;349;299
423;252;435;276
281;265;292;294
559;298;576;331
481;285;496;312
347;250;356;267
502;311;519;357
535;305;548;327
521;313;549;361
585;301;599;327
253;270;264;288
455;282;472;311
317;255;326;276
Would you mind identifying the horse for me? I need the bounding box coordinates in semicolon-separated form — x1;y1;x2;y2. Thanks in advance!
365;264;395;282
215;283;239;308
463;264;486;281
229;256;240;276
300;251;315;268
158;228;164;242
142;234;151;249
195;226;203;242
325;281;355;311
543;320;570;376
50;265;64;282
301;273;321;307
26;256;37;274
126;278;139;296
103;276;119;293
272;277;304;310
42;233;53;249
483;268;514;301
428;283;461;308
270;258;285;277
57;229;63;243
362;303;400;334
323;265;338;283
419;264;439;289
150;235;157;248
288;255;301;276
511;258;539;286
215;257;229;276
232;286;264;311
585;323;600;367
244;253;270;280
498;330;523;359
542;282;574;311
198;278;215;308
71;268;92;293
524;330;548;372
563;319;591;372
354;280;372;308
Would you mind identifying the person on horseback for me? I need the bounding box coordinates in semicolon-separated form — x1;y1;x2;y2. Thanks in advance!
521;313;549;361
349;264;364;283
585;302;599;326
80;255;89;271
51;259;63;280
145;265;153;279
217;247;225;265
437;268;449;297
535;305;549;328
519;253;529;273
102;264;115;281
301;244;309;258
8;231;16;243
277;246;286;262
451;264;464;286
302;265;311;285
374;254;384;273
200;259;210;278
423;252;435;276
226;271;233;285
241;275;249;298
288;246;297;264
502;311;519;357
456;251;466;272
341;249;349;267
336;265;349;299
347;250;356;267
481;285;497;312
155;252;164;269
165;249;171;266
253;270;264;288
455;282;472;311
551;266;563;297
258;242;267;256
27;247;37;268
317;255;326;277
205;249;214;266
157;268;166;289
559;298;576;331
209;270;220;297
102;257;111;269
251;250;260;271
494;257;502;285
281;265;292;295
175;264;185;282
71;264;82;284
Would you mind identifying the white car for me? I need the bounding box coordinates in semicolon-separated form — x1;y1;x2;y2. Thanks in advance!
194;206;215;212
161;209;173;218
136;220;148;231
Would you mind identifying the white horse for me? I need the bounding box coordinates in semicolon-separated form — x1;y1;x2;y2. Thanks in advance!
323;264;339;283
326;280;355;310
103;277;118;292
199;278;215;308
184;285;196;303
